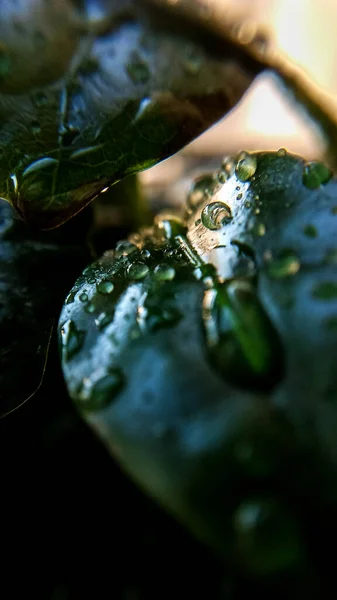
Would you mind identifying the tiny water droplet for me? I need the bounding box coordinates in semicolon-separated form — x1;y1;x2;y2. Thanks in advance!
312;282;337;300
237;193;243;200
222;156;235;177
65;290;76;305
266;250;300;279
195;218;201;226
84;302;96;314
187;174;219;209
277;148;287;156
80;369;125;412
126;53;150;84
235;152;257;182
60;320;85;361
245;201;252;209
201;201;232;230
97;280;114;294
115;240;138;258
217;170;229;184
127;262;149;280
79;292;89;303
95;312;113;329
302;161;332;189
183;45;202;74
153;263;176;281
254;223;266;237
303;224;317;238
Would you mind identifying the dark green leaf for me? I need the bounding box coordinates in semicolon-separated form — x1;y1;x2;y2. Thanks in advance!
0;0;261;228
59;151;337;576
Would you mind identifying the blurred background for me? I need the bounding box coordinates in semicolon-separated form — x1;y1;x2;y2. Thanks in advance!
140;0;337;208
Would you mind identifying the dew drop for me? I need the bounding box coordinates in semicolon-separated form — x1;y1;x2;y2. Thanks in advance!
254;223;266;237
95;312;113;329
115;240;138;258
302;161;332;189
201;201;232;230
84;301;96;314
153;263;176;281
97;280;114;294
312;282;337;300
217;170;229;184
235;152;257;182
187;174;219;209
265;250;300;279
303;224;317;238
80;369;125;412
79;292;89;303
22;157;58;177
127;262;149;280
60;320;85;361
154;212;187;239
202;280;284;391
126;53;150;84
277;148;287;156
65;290;76;305
222;156;235;177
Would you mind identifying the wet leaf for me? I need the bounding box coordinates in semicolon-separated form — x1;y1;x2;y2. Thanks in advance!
0;199;91;416
59;152;337;578
0;0;262;229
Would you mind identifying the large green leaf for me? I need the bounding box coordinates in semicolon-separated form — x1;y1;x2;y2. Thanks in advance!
0;0;262;229
59;151;337;580
0;198;91;416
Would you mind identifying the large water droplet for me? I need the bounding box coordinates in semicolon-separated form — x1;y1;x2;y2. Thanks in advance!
235;152;257;182
97;280;114;294
127;262;149;280
302;161;332;189
201;201;232;230
187;175;219;209
60;320;85;361
265;250;300;279
153;263;176;281
202;280;284;391
233;498;301;574
115;240;138;258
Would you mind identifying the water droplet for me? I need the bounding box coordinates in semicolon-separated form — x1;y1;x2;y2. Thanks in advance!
115;240;138;258
201;201;232;230
195;218;201;226
222;156;235;177
22;157;58;177
202;280;284;391
237;193;243;200
95;312;113;329
235;152;257;182
302;161;332;189
233;498;301;573
140;249;151;260
127;262;149;280
79;369;125;412
153;263;176;281
244;201;252;209
154;212;187;239
217;170;229;184
79;292;89;303
31;120;41;134
84;302;96;314
254;223;266;237
277;148;287;156
126;53;150;84
187;174;219;209
303;224;317;238
183;45;202;74
312;282;337;300
97;280;114;294
65;290;76;305
60;320;85;361
265;250;300;279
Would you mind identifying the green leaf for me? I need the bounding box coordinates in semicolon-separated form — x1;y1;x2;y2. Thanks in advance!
0;199;91;416
59;151;337;576
0;0;262;229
